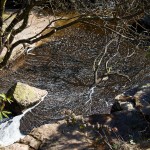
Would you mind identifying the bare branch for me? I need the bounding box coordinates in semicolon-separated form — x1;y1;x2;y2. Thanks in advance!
93;37;118;85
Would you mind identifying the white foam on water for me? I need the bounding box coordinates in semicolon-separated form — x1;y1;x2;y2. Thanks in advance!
0;93;48;147
0;114;24;146
85;86;96;112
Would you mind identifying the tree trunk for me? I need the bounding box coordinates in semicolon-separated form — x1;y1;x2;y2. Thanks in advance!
0;0;6;52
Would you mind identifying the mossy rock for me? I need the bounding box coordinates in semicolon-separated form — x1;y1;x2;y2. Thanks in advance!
6;82;48;115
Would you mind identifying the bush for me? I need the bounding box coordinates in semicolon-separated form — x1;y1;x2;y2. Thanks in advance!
0;93;12;121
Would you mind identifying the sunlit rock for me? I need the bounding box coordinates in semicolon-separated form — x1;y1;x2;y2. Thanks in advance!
2;143;29;150
6;82;47;115
2;120;91;150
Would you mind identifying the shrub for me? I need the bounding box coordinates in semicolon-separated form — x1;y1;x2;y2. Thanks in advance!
0;93;12;121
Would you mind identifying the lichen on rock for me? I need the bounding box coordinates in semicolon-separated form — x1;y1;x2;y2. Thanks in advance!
6;82;48;115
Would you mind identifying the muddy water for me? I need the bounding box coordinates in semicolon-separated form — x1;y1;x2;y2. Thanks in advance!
0;18;149;134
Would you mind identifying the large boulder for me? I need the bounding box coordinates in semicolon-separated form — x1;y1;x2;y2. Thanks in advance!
6;82;48;115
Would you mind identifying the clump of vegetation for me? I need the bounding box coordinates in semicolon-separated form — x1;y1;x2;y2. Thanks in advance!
63;110;123;150
0;93;12;121
63;110;150;149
